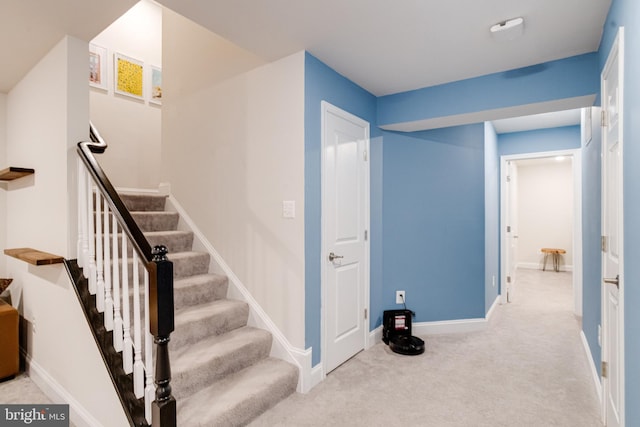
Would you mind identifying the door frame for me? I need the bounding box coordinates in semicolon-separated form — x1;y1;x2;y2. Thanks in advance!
320;101;371;377
500;149;582;315
601;27;625;427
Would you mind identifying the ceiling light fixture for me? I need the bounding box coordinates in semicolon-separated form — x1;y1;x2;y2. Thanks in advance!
490;17;524;41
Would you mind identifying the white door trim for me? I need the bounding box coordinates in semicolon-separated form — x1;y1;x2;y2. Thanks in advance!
320;101;371;378
499;149;582;316
601;27;625;427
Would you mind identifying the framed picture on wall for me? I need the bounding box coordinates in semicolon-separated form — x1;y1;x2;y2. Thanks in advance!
149;65;162;105
114;52;144;99
89;44;107;90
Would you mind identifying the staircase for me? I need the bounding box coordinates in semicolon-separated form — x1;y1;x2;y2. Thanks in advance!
120;192;298;426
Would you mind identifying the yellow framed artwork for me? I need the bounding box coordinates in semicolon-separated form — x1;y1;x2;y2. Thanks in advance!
114;52;144;99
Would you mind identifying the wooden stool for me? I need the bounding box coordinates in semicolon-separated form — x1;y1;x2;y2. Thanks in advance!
541;248;566;272
0;299;19;380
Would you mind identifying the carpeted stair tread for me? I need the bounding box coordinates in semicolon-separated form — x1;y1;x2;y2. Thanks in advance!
145;230;194;253
177;357;298;427
173;299;249;348
166;251;210;279
119;193;168;212
116;230;194;255
131;211;179;232
172;326;272;400
174;273;228;310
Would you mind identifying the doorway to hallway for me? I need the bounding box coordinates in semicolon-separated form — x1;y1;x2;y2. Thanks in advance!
500;149;582;316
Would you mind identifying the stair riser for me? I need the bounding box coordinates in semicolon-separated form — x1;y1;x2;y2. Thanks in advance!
119;194;167;212
92;212;179;233
174;278;228;311
214;371;298;426
172;334;272;400
119;252;210;282
111;233;194;257
132;212;179;232
173;305;249;348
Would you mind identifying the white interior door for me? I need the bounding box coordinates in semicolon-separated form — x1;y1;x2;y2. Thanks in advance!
601;28;624;427
506;161;519;301
321;101;369;374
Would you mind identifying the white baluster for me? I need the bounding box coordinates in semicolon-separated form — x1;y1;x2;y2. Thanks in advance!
144;270;155;423
87;181;97;294
122;237;133;374
112;218;123;352
77;160;85;268
103;203;113;331
95;192;105;312
133;251;144;398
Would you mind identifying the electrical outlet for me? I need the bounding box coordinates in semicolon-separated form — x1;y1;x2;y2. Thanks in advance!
492;275;496;287
598;325;601;346
396;290;406;304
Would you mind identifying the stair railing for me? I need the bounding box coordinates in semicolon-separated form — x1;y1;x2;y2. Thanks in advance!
76;123;176;427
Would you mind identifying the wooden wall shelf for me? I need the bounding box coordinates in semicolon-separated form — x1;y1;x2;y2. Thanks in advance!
0;167;35;181
4;248;64;266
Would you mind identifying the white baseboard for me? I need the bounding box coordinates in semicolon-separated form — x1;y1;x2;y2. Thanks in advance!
486;295;500;321
369;325;383;345
165;195;313;393
413;318;487;335
24;353;103;427
518;262;573;272
580;331;602;402
370;308;494;346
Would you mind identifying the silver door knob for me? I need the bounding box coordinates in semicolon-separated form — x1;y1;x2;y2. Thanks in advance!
328;252;343;262
604;274;620;288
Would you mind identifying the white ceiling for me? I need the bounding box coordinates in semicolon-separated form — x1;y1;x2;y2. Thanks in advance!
155;0;611;96
0;0;137;93
0;0;610;132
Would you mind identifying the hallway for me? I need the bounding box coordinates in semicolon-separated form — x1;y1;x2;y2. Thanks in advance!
251;269;602;426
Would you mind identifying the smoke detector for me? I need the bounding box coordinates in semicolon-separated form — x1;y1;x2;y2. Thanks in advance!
490;17;524;41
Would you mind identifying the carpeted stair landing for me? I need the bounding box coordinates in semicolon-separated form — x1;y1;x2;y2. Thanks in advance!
120;193;298;426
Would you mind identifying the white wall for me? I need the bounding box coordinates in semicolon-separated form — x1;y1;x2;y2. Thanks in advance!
0;93;7;277
5;36;128;427
162;10;307;349
90;0;162;189
517;159;574;269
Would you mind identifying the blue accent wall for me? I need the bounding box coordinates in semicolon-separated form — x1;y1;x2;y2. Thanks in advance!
484;123;500;311
377;54;600;127
381;124;486;322
582;109;602;376
304;53;378;366
498;126;581;156
599;0;640;423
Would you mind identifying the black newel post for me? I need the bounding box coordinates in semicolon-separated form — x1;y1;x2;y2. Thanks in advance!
150;245;176;427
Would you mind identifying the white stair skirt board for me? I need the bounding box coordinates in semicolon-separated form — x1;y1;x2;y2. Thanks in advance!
580;330;603;402
24;352;107;427
161;192;313;393
518;262;573;272
369;297;500;344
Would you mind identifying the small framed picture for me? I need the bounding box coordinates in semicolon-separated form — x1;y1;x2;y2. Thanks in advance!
149;65;162;105
114;52;144;99
89;44;107;90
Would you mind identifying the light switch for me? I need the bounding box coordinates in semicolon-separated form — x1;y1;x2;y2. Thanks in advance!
283;200;295;218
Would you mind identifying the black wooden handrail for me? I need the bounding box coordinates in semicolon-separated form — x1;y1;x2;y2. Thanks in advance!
77;122;176;427
79;123;152;263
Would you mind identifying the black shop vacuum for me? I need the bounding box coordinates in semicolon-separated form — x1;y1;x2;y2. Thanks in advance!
382;301;425;355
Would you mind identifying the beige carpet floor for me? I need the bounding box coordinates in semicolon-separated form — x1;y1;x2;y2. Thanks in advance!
0;270;601;426
250;269;602;427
